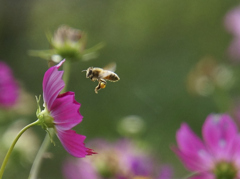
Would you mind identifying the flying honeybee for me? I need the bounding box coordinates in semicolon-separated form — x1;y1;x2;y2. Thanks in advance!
83;63;120;94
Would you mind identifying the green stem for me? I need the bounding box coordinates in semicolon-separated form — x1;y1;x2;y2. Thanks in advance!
28;129;54;179
62;60;71;93
0;120;40;179
29;61;71;179
181;172;199;179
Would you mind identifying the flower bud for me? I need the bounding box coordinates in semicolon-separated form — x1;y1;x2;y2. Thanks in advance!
29;25;104;63
51;25;85;61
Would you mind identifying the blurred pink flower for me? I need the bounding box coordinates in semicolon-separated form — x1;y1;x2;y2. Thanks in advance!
63;158;98;179
227;38;240;60
173;114;240;179
225;6;240;60
115;139;154;177
225;6;240;37
158;166;173;179
231;99;240;125
39;59;95;157
0;61;19;108
63;139;173;179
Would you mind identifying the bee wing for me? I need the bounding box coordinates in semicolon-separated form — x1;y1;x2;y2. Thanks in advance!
103;62;116;72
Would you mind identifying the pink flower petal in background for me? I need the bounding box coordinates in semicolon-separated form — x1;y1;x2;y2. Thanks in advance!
225;6;240;37
0;61;19;108
202;114;237;161
175;123;213;171
158;165;173;179
224;6;240;61
230;135;240;167
228;38;240;60
63;158;98;179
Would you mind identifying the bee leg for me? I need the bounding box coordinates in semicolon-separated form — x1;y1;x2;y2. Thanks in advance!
94;80;106;94
90;77;96;81
94;84;100;94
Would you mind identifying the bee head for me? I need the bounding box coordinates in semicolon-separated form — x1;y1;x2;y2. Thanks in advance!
84;67;93;78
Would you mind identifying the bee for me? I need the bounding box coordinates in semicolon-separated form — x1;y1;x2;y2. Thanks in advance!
83;63;120;94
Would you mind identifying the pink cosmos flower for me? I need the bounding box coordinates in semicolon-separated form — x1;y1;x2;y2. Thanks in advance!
38;59;94;157
0;61;19;108
173;114;240;179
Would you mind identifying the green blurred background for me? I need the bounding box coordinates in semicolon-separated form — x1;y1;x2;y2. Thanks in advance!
1;0;240;178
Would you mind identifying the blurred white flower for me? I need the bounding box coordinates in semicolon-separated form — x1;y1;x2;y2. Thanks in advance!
117;115;145;137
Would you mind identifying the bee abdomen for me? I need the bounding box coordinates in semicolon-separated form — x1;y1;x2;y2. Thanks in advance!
105;73;120;82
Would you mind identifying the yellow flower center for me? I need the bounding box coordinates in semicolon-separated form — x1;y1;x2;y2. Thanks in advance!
213;161;238;179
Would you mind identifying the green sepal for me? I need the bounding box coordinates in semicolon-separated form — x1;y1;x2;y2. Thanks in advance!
35;95;42;117
28;50;55;60
45;128;55;146
82;42;105;61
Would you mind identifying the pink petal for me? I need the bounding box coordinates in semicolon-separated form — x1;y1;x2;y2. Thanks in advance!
175;123;213;171
43;60;65;110
230;135;240;167
51;91;82;130
228;38;240;60
0;81;19;107
173;147;212;172
176;124;205;153
225;6;240;37
158;165;173;179
0;61;19;107
56;129;94;158
63;158;98;179
202;114;238;161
